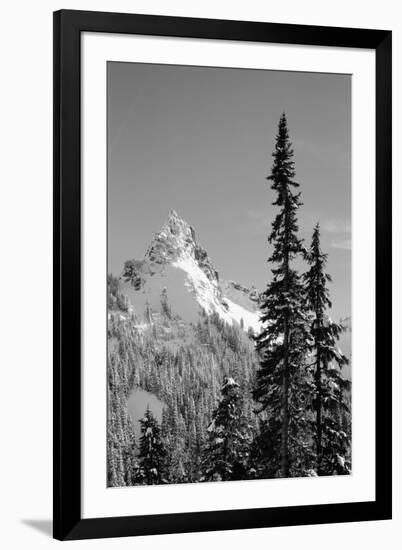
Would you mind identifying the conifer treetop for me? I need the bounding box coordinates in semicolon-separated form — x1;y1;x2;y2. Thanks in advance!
266;113;303;264
304;222;332;315
267;112;298;189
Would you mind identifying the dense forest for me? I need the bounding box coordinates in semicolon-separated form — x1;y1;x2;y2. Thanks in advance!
107;113;351;487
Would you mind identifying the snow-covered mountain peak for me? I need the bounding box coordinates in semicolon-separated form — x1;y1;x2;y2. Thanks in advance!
145;210;219;284
146;209;196;262
120;211;261;333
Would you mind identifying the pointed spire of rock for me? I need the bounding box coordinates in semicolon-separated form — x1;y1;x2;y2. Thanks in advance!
142;210;220;284
120;209;261;334
168;208;179;219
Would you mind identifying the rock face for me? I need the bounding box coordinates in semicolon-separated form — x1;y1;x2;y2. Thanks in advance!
120;210;260;333
144;210;219;282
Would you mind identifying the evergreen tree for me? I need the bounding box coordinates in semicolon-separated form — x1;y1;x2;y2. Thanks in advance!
145;300;152;324
253;113;312;477
202;376;250;481
161;287;172;319
137;407;166;484
107;276;260;485
161;405;187;483
107;348;139;486
303;223;351;475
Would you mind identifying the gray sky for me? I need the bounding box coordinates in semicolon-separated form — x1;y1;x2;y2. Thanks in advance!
108;62;351;327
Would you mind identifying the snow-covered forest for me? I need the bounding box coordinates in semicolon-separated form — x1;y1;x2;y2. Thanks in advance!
107;113;351;486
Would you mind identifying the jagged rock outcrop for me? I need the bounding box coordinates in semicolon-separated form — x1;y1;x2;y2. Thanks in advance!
123;210;219;285
120;210;260;333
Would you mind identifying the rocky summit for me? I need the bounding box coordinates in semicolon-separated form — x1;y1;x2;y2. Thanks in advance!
119;210;261;333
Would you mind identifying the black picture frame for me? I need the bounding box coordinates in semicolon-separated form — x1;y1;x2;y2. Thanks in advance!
53;9;392;541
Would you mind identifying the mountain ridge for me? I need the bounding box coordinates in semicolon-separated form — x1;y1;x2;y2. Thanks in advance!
119;210;261;333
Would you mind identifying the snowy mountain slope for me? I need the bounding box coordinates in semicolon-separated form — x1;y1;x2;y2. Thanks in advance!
119;210;261;333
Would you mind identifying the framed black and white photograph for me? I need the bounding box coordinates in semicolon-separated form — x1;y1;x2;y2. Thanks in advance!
53;10;392;541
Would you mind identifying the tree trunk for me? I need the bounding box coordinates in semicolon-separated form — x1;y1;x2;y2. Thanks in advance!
316;342;322;474
281;318;290;477
281;216;290;478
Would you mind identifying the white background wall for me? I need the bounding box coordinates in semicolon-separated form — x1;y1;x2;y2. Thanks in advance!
0;0;400;548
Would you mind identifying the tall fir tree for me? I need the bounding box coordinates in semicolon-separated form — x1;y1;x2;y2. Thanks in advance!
107;350;138;487
202;377;250;482
160;287;172;320
303;223;351;475
253;113;312;478
161;404;188;483
136;406;166;485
